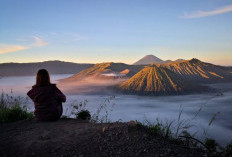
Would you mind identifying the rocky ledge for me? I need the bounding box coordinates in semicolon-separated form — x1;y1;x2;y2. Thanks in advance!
0;119;207;157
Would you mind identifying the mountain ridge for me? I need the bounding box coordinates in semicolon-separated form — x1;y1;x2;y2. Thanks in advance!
60;62;144;82
0;61;93;76
160;58;232;83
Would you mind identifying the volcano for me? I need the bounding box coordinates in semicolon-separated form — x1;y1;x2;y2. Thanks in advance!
133;55;164;65
120;65;206;95
160;58;232;83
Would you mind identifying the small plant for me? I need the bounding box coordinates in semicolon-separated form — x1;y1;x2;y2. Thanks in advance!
225;141;232;156
142;118;174;138
71;100;88;116
76;110;91;120
91;96;115;123
205;138;217;152
70;96;115;123
149;123;163;135
0;105;34;123
61;115;68;119
139;99;225;153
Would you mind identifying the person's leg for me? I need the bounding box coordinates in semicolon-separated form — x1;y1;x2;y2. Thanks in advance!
57;102;63;118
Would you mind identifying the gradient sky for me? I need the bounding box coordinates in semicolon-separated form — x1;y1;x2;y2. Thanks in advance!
0;0;232;65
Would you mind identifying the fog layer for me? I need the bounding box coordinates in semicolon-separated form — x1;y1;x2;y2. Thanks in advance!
0;74;231;145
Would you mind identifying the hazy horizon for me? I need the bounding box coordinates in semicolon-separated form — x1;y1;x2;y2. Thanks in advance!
0;0;232;65
0;55;232;67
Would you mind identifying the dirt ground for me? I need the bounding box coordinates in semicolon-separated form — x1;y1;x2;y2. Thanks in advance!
0;119;207;157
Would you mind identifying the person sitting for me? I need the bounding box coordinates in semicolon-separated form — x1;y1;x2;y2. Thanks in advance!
27;69;66;121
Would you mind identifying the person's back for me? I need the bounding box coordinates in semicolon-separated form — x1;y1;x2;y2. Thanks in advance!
27;69;66;121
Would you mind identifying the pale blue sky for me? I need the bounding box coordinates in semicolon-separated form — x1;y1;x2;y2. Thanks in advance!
0;0;232;65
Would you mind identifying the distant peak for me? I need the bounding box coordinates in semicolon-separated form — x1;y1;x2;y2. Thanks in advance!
190;58;201;63
133;54;163;65
143;54;160;58
146;54;156;57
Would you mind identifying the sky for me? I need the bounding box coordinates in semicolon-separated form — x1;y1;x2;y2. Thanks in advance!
0;0;232;65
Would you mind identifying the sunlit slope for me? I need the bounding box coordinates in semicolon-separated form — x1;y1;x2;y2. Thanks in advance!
160;58;232;83
60;62;143;82
120;65;205;95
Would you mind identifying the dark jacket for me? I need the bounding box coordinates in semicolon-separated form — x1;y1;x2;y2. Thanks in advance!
27;84;66;121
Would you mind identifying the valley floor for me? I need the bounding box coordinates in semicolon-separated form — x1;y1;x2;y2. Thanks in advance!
0;119;207;157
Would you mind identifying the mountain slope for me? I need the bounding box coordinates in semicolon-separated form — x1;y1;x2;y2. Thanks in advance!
133;55;164;65
160;58;232;83
162;59;185;64
60;62;144;82
221;66;232;73
0;61;93;76
120;65;205;95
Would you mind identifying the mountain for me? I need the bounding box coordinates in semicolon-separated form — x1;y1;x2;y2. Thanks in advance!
221;66;232;73
174;59;185;62
0;61;93;76
133;55;164;65
119;58;232;96
162;59;185;64
119;65;206;95
163;60;172;63
58;62;144;94
160;58;232;83
57;58;231;95
60;62;144;82
133;55;185;65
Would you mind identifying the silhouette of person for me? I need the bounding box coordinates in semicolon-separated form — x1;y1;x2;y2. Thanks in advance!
27;69;66;121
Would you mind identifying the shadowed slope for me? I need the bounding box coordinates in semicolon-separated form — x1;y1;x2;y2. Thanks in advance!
221;66;232;73
120;65;206;95
161;59;232;83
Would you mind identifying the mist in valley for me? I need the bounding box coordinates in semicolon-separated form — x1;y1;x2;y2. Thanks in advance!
0;74;232;145
58;76;127;95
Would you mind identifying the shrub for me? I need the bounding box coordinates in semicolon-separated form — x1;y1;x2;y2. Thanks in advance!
76;110;91;120
0;92;34;123
136;119;173;139
225;141;232;156
0;104;34;123
71;96;115;123
205;138;217;152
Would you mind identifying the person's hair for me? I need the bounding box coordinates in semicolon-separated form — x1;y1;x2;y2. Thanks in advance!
36;69;51;86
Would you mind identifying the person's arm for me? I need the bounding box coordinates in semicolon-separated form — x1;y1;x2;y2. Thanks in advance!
27;88;36;101
54;86;66;102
